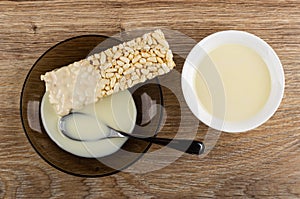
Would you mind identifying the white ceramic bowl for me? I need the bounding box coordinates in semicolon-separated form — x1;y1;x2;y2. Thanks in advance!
182;30;285;133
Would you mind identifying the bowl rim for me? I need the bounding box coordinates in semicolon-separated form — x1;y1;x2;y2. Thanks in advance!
20;34;164;177
182;30;285;133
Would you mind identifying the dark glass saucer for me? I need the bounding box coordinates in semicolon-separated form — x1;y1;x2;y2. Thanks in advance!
20;35;163;177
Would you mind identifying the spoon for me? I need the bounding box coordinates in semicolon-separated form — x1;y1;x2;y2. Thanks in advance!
59;113;205;155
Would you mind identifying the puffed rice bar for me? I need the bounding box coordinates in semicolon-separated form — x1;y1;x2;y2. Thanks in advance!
41;29;176;116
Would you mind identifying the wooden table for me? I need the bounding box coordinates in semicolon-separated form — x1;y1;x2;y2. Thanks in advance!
1;0;299;198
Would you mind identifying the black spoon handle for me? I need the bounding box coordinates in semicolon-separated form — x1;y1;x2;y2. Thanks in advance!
119;132;205;155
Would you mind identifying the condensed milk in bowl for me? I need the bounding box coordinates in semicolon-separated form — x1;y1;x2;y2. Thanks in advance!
182;30;285;133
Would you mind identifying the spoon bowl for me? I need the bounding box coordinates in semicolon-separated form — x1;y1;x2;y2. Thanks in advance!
59;113;110;141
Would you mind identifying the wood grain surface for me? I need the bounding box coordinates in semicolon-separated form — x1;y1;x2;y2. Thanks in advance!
1;0;300;198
